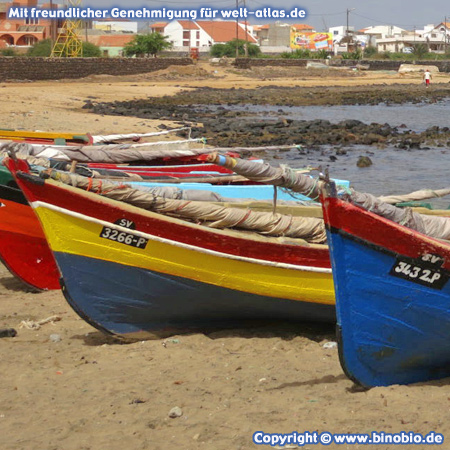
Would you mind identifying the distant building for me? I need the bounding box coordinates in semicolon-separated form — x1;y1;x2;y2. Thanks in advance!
422;22;450;51
253;24;269;46
360;25;405;48
329;25;356;53
86;34;135;57
266;22;291;47
161;20;256;51
329;25;354;43
375;23;450;53
92;20;138;34
0;0;63;49
291;24;315;33
150;22;168;34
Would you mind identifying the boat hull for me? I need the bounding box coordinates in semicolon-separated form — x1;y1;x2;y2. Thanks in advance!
0;185;60;290
9;158;335;338
34;200;334;338
57;251;334;339
0;164;324;291
323;194;450;387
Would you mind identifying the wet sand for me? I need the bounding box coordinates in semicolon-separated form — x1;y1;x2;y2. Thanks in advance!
1;62;450;450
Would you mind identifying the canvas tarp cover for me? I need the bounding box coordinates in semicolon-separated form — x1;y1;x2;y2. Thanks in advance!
1;142;302;164
210;155;450;241
47;170;326;243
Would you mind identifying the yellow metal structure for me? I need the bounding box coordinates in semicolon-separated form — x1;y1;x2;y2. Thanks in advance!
51;0;83;57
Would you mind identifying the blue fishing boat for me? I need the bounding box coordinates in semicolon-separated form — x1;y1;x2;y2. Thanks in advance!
321;182;450;387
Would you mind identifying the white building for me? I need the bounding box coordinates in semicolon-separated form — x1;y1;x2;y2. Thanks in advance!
329;25;354;45
159;20;256;52
375;23;450;53
93;20;138;34
329;25;368;53
421;22;450;51
360;25;406;47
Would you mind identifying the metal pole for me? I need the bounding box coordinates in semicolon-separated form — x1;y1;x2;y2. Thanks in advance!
445;17;447;53
346;9;349;36
235;0;239;58
49;0;56;43
243;0;248;57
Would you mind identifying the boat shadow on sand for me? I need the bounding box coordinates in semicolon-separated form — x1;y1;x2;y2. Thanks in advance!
72;320;335;347
0;274;40;293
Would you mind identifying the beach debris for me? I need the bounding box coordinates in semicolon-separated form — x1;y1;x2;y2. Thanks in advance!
323;341;338;349
130;398;146;404
357;156;373;168
19;315;61;330
168;406;183;418
0;328;17;338
398;64;439;74
49;334;62;343
162;338;180;347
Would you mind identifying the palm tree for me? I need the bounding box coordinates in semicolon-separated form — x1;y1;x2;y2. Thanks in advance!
412;43;428;60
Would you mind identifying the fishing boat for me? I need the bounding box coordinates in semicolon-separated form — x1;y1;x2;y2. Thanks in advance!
0;126;193;146
7;157;335;339
0;184;60;290
87;161;235;175
0;158;341;290
1;140;303;165
321;181;450;387
0;129;90;145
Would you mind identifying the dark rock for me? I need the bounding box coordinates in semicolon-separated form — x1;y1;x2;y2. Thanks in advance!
0;328;17;338
357;156;373;168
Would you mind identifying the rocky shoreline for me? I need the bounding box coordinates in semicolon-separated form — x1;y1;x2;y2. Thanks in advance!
87;84;450;149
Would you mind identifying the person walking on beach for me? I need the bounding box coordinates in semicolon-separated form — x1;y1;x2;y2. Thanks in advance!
423;69;432;88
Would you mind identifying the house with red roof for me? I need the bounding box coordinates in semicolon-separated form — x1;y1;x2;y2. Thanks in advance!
291;24;315;32
0;0;63;49
163;20;256;50
150;22;168;34
85;34;135;57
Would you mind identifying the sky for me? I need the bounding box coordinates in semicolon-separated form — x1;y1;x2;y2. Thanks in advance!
57;0;449;32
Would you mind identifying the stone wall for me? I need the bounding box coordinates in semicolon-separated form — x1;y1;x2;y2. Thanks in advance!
0;57;193;81
234;58;450;72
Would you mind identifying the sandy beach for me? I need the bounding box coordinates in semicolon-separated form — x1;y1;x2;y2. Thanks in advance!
1;62;450;450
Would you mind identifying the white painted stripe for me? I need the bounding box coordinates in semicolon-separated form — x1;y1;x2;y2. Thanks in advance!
30;201;332;274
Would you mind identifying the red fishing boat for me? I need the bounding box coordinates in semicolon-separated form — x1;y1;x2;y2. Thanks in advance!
0;183;60;290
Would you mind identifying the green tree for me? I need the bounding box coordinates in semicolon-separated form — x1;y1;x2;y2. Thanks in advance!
210;43;228;57
123;33;173;57
0;48;17;56
27;38;101;57
210;39;261;58
27;38;52;57
379;51;392;60
312;49;329;59
363;46;377;57
82;41;101;57
280;48;311;59
412;44;428;60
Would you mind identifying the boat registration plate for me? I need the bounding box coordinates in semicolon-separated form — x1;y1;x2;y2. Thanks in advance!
390;254;448;290
100;226;148;249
